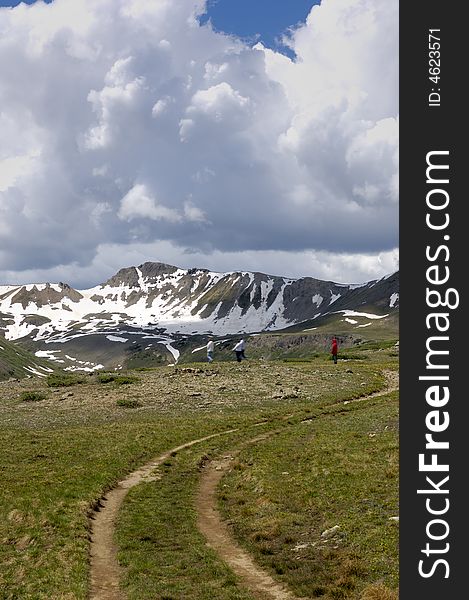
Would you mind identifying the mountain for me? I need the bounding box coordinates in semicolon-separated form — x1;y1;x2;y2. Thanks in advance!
0;262;398;371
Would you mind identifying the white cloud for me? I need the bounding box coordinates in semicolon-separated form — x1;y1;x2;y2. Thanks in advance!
188;82;250;118
118;184;181;222
0;0;398;286
183;200;209;223
0;151;40;192
152;96;173;117
84;57;147;149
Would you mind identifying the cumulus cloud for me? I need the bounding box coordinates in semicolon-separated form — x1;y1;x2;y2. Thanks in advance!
118;183;181;222
0;0;398;285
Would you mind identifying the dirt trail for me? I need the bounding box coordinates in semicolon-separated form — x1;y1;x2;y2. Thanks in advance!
89;369;398;599
89;428;238;600
196;435;307;600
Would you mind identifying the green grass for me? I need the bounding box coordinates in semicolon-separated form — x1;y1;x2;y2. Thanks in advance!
283;357;318;362
19;390;47;402
97;372;139;385
116;398;141;408
0;417;235;598
0;358;398;599
335;353;369;360
219;393;398;599
46;373;85;387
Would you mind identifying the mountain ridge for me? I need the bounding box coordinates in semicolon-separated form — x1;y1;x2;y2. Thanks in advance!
0;261;398;372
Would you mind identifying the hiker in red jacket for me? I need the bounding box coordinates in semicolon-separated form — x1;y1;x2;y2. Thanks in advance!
331;337;338;364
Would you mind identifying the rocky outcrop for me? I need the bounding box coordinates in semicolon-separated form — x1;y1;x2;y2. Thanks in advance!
9;283;83;309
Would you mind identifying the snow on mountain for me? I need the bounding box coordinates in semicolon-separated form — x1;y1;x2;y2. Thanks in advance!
0;262;399;371
389;292;399;308
0;262;368;341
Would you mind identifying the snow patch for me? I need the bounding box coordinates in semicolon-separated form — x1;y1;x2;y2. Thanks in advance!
161;341;180;363
192;345;207;353
312;294;323;307
106;335;128;343
336;310;388;320
23;365;47;377
35;350;62;360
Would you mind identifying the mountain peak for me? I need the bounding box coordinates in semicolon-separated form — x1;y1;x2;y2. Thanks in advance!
138;262;179;279
102;261;180;287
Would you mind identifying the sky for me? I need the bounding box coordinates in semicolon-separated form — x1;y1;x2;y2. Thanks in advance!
199;0;321;59
0;0;398;288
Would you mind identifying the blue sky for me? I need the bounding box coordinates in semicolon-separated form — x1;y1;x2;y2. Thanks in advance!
200;0;319;57
1;0;318;57
0;0;51;3
0;0;52;5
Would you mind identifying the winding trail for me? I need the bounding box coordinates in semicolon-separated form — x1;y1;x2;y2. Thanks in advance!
89;428;238;600
88;369;398;599
196;434;307;600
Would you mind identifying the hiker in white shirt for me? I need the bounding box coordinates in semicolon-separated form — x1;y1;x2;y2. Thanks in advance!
206;338;215;363
233;339;246;362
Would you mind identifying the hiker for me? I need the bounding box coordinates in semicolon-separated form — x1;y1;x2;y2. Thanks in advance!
233;338;246;362
331;336;338;364
206;337;215;363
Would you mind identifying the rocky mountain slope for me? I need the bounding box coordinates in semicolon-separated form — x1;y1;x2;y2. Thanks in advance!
0;262;398;372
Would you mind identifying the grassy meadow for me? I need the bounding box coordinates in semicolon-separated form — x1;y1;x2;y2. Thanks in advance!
0;348;398;599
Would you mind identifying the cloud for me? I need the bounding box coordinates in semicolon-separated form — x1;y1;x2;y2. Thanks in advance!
0;240;399;290
188;82;250;119
118;183;181;222
0;0;398;285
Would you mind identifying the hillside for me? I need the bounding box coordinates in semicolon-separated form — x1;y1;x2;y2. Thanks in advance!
0;337;57;381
